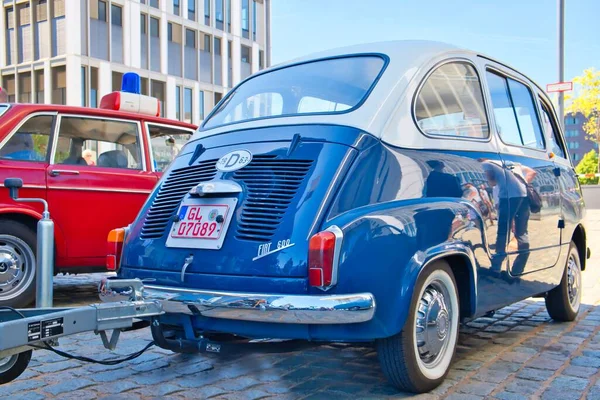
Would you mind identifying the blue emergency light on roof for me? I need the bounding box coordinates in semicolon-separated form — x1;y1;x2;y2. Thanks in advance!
121;72;141;95
99;72;160;117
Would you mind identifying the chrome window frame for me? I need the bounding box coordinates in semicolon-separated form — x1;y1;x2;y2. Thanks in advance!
412;58;492;142
483;65;547;153
0;111;58;163
144;121;196;173
50;114;146;171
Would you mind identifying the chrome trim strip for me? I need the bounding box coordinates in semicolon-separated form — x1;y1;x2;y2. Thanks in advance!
145;122;195;173
0;183;45;190
51;114;146;171
99;279;376;325
47;186;152;194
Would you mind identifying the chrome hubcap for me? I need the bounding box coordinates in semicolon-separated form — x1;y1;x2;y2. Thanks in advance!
416;281;451;367
0;236;35;300
0;355;17;374
567;255;580;307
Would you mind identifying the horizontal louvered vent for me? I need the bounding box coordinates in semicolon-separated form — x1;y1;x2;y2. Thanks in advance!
140;159;217;239
234;155;313;242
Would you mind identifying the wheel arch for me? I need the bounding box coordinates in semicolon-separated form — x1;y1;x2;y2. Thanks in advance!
413;246;478;320
571;224;587;271
0;208;67;259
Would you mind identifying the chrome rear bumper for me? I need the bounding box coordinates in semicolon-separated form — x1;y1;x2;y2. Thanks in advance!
100;278;375;325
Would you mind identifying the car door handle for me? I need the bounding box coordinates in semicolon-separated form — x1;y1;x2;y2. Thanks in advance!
49;169;80;177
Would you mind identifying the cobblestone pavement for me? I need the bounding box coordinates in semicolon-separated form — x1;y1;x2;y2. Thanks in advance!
2;212;600;399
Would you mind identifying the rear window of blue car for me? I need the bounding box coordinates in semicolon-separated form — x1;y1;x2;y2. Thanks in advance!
203;55;386;129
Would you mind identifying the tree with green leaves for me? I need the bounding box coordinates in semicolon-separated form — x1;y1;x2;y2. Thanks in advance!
566;68;600;173
575;150;599;185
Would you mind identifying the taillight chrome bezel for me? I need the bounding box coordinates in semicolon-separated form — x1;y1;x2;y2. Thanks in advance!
309;225;344;291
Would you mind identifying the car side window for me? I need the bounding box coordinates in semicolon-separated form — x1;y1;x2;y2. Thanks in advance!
0;115;53;162
148;124;192;172
54;117;142;170
415;62;489;139
486;71;545;150
539;100;566;159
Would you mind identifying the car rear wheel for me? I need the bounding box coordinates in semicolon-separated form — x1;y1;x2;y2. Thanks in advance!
377;261;459;393
0;221;36;308
545;242;581;322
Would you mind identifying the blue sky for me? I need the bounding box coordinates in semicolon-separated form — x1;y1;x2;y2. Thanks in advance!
271;0;600;88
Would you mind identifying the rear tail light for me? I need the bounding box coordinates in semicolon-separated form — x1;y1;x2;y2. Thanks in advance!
308;226;343;290
107;228;126;271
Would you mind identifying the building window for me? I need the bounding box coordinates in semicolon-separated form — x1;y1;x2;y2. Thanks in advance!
111;5;124;63
259;49;264;70
185;28;198;80
199;90;205;120
216;0;224;30
90;67;98;107
51;0;66;57
141;14;148;69
188;0;196;20
226;0;231;32
214;92;222;106
150;0;159;8
141;78;149;95
111;4;122;25
184;88;192;123
98;0;107;22
2;75;16;102
51;65;66;105
151;80;166;117
214;37;222;85
35;1;49;61
90;0;109;60
168;23;183;77
6;7;15;66
112;71;123;92
241;45;251;63
81;67;87;106
35;70;44;103
18;72;32;103
252;0;257;40
241;0;249;39
173;0;180;16
176;86;182;121
200;33;212;83
150;17;160;72
17;4;32;64
204;0;210;25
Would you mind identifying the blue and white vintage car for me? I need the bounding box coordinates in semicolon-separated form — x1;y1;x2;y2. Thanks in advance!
103;41;588;393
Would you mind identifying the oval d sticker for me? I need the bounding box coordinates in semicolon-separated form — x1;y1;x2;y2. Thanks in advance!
216;150;252;172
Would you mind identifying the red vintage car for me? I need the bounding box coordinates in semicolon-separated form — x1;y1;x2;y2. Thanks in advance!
0;102;196;307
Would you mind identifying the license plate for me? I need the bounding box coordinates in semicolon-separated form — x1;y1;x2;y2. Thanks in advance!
166;197;237;250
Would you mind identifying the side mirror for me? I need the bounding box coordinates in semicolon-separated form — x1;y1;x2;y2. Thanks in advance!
4;178;23;200
165;136;176;147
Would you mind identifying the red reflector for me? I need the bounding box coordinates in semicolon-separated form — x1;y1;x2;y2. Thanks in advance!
106;255;117;271
99;92;121;111
308;231;337;288
107;228;126;271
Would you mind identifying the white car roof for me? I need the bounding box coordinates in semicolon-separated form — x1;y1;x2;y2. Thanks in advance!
194;40;540;152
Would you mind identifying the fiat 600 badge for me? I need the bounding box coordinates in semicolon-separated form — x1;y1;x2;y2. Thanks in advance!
104;41;588;393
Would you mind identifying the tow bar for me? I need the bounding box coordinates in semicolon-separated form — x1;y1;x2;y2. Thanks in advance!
0;178;165;384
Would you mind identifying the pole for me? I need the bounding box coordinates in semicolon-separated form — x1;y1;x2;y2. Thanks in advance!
265;0;272;67
558;0;565;131
36;210;54;308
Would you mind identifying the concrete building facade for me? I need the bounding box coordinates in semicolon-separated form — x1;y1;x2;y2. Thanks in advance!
0;0;271;125
564;112;598;164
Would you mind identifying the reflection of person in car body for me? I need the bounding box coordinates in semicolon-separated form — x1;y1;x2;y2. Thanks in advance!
481;159;537;273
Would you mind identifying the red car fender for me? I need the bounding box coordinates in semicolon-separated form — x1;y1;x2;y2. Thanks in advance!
0;204;67;258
